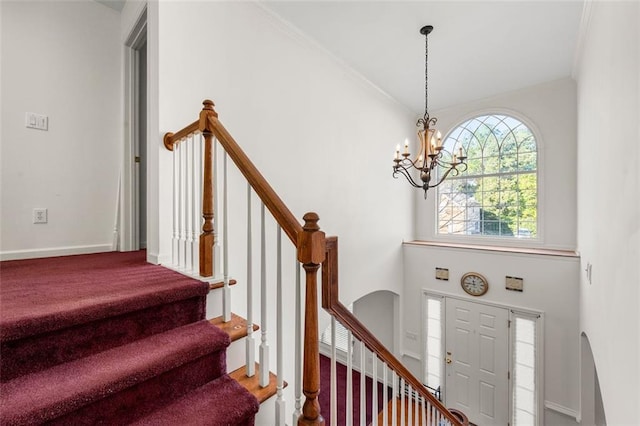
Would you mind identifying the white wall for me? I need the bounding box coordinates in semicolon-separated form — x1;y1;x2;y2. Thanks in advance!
154;1;415;304
403;244;581;424
0;0;121;259
575;1;640;423
353;290;397;351
416;78;578;251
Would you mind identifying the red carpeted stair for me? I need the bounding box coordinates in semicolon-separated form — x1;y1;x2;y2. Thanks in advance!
0;251;259;425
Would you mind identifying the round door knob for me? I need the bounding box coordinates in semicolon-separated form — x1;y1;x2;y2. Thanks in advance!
446;357;452;364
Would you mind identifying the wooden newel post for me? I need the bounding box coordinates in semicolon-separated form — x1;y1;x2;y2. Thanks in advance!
199;100;219;277
297;212;326;426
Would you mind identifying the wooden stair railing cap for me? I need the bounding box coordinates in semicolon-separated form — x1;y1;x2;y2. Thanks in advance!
297;213;326;265
163;99;218;151
199;99;218;134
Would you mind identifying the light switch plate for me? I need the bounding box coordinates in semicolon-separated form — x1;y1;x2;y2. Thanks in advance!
26;112;48;131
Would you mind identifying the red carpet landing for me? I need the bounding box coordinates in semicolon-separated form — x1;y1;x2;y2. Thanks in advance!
0;250;259;425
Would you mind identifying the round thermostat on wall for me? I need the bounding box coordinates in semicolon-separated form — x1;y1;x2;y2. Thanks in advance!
460;272;489;296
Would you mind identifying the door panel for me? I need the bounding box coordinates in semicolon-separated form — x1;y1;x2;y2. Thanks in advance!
445;298;509;426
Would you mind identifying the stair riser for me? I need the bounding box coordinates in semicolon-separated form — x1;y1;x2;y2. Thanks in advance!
42;352;227;426
226;335;249;373
1;296;206;382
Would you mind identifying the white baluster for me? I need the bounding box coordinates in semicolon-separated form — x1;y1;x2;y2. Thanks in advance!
185;136;193;272
330;317;337;426
191;134;200;274
259;203;269;387
213;137;220;277
222;151;230;321
172;140;178;267
414;389;419;425
292;259;302;425
382;363;388;426
408;386;412;426
372;355;378;426
346;330;353;426
245;184;255;377
421;395;426;426
176;141;184;268
275;225;285;426
400;377;405;426
180;138;187;269
360;341;366;426
391;370;398;426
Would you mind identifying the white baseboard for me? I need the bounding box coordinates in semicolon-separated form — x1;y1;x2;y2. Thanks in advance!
0;244;113;261
148;251;171;266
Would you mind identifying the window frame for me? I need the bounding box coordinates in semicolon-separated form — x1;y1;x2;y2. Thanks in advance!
509;309;544;426
431;108;545;248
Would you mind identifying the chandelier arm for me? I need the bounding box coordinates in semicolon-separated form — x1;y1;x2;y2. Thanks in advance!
428;165;462;189
393;166;423;188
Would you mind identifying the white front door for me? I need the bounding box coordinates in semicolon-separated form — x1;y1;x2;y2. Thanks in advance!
445;298;509;425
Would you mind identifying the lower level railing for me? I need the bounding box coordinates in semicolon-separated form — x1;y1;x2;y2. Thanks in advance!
163;100;466;426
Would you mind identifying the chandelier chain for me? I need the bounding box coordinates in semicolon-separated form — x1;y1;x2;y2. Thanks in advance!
424;29;429;118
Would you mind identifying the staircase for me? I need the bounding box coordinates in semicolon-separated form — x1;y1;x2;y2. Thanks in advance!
1;98;467;425
0;251;260;425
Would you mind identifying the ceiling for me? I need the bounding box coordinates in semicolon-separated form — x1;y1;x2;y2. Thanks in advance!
91;1;585;114
262;1;585;114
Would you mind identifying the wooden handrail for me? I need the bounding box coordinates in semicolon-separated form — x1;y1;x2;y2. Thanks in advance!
322;236;463;426
165;100;454;426
163;100;303;276
206;113;302;245
164;100;324;425
163;120;199;151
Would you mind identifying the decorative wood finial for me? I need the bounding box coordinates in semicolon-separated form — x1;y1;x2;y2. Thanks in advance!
202;99;218;117
302;213;320;231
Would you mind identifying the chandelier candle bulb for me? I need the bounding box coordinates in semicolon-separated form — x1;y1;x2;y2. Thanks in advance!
404;139;409;154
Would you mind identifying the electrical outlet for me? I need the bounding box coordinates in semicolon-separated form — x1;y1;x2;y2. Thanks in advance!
33;208;48;224
406;331;418;341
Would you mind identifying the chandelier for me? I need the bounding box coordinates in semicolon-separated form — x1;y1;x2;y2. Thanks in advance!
393;25;467;198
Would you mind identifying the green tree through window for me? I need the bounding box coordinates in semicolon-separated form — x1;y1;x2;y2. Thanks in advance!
437;114;537;238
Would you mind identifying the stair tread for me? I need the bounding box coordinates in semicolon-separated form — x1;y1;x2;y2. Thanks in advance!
0;320;230;425
0;251;210;342
210;312;259;342
131;374;259;426
230;363;285;403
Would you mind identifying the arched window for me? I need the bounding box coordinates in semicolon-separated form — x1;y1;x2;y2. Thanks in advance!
437;114;538;238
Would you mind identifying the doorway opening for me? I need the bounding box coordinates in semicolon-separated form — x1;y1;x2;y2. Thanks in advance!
423;292;543;425
122;8;147;251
